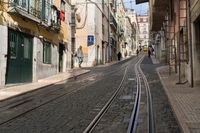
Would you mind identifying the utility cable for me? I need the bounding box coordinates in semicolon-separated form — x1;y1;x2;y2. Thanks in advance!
76;0;88;29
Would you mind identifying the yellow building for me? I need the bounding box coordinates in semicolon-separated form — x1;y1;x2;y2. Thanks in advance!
0;0;71;87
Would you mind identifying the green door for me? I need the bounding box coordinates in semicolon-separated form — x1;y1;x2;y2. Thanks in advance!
59;43;65;72
6;30;33;84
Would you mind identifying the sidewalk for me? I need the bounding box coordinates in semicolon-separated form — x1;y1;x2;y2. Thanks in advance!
155;65;200;132
0;68;90;102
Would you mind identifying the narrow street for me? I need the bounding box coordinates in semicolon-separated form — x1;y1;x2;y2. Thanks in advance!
0;55;180;133
1;0;200;133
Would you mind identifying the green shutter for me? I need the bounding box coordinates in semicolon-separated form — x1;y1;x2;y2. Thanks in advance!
43;42;51;64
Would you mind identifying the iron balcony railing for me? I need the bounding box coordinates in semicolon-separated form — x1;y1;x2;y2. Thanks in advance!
109;36;116;48
110;13;117;30
9;0;52;24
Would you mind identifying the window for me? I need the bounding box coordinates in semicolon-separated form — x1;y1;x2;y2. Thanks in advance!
102;0;104;9
102;24;104;35
11;0;28;10
10;0;52;23
30;0;41;18
43;41;51;64
51;7;58;25
9;32;17;59
61;0;65;12
23;37;30;59
41;0;52;23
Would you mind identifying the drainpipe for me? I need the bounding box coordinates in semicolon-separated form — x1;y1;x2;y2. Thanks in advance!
174;13;177;73
70;5;77;69
108;0;110;62
188;0;194;87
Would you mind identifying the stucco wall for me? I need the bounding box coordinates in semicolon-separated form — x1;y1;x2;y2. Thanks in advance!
192;21;200;85
0;0;69;45
35;38;58;80
0;25;8;87
192;0;200;85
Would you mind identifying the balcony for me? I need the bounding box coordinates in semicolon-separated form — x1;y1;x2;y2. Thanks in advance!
110;13;117;30
8;0;61;31
109;36;116;48
8;0;42;23
119;25;124;35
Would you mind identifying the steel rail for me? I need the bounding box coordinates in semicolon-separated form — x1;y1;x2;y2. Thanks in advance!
127;54;155;133
127;55;144;133
0;60;132;126
138;60;155;133
83;66;128;133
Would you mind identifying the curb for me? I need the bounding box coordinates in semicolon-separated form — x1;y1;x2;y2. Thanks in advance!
0;70;90;102
156;66;189;133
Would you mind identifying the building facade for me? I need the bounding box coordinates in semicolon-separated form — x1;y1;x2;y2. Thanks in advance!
190;0;200;85
149;0;200;86
137;15;149;47
109;0;118;61
71;0;108;67
126;9;140;54
116;0;126;58
102;0;109;64
0;0;71;87
124;16;135;56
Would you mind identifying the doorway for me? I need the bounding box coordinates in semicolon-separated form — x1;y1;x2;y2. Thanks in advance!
6;29;33;84
59;43;65;72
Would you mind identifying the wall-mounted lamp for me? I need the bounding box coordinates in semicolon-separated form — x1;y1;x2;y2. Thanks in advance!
39;35;43;39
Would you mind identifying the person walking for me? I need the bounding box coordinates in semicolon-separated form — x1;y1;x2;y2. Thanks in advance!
136;49;139;56
148;47;151;58
77;46;84;68
117;52;122;61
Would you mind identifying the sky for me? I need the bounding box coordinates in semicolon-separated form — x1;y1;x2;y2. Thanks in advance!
123;0;149;15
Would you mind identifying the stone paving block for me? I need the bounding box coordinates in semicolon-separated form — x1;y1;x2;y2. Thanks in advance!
0;69;90;102
157;66;200;133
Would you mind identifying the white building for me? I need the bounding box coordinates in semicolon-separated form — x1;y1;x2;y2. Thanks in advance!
126;9;140;52
137;15;149;47
71;0;104;67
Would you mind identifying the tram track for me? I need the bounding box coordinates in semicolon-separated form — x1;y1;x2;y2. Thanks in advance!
0;58;133;126
82;55;155;133
127;55;155;133
83;66;128;133
83;56;142;133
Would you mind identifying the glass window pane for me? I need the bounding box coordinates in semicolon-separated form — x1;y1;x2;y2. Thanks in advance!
43;42;51;64
23;37;30;59
9;33;17;59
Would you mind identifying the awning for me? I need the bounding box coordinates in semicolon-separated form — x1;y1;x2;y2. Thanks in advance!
136;0;149;4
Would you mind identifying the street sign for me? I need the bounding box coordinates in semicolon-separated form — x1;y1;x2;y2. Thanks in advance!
88;35;94;46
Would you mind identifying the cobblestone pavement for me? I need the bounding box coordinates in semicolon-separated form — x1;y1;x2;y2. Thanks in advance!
157;66;200;133
141;56;181;133
0;55;182;133
0;57;134;133
136;79;148;133
92;57;138;133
